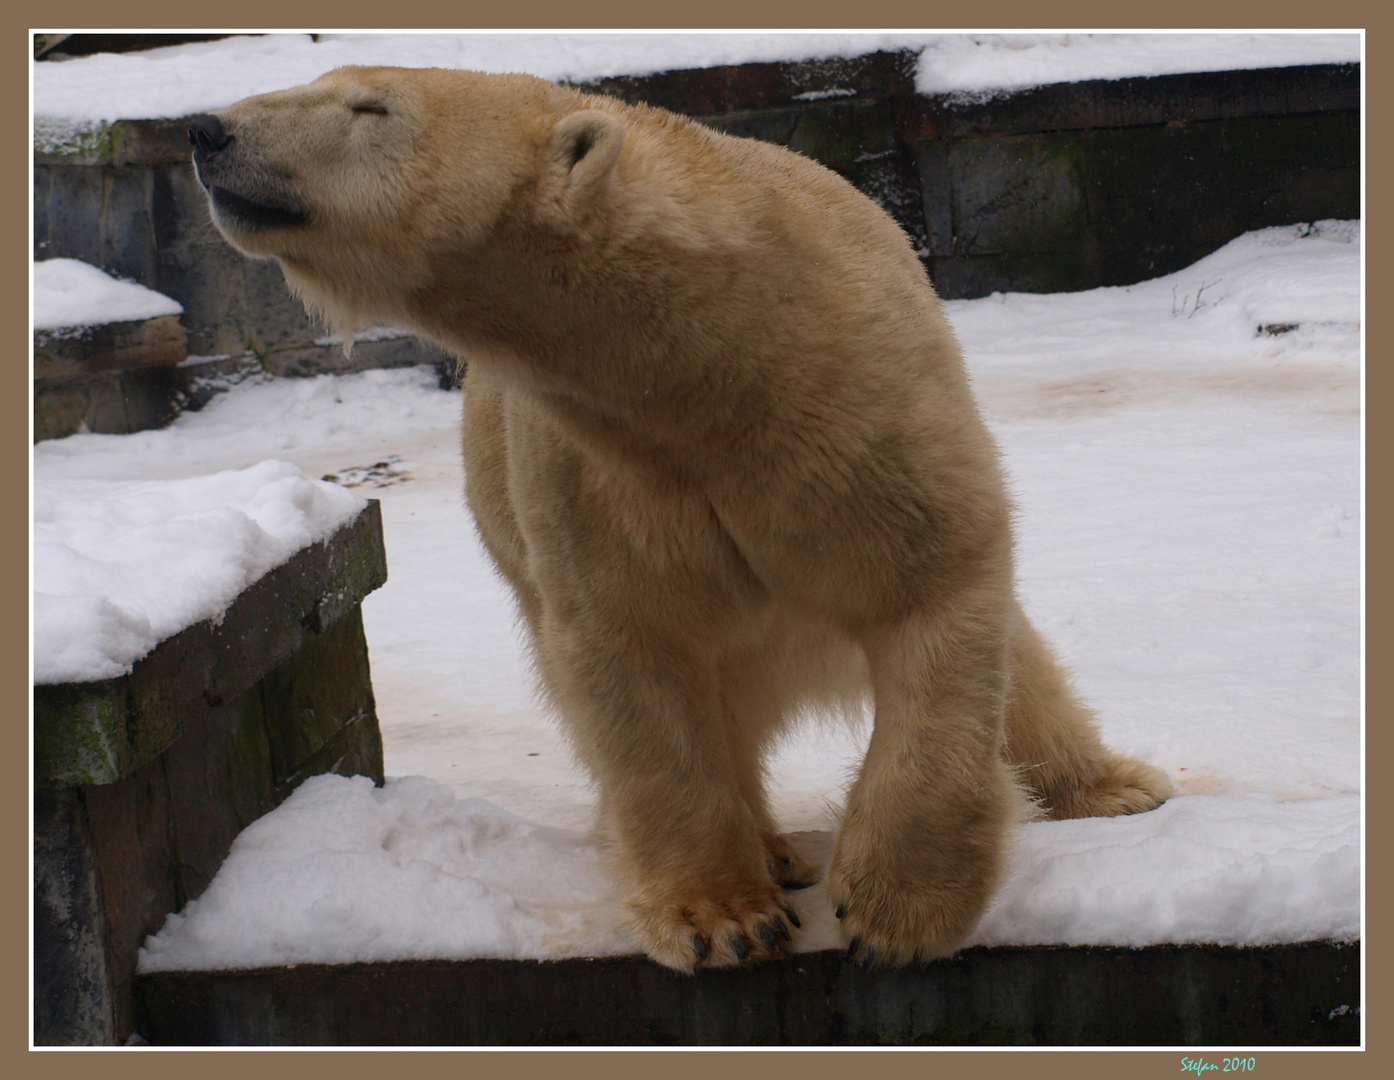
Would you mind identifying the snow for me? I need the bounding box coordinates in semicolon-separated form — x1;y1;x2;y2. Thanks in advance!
33;461;367;684
32;258;183;332
31;32;1359;127
913;33;1361;100
32;222;1359;967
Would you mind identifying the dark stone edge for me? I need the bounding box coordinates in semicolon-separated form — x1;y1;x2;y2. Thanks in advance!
34;500;387;788
132;941;1362;1046
908;62;1361;139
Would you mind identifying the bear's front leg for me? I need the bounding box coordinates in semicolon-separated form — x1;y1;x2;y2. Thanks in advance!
827;585;1029;965
539;616;801;973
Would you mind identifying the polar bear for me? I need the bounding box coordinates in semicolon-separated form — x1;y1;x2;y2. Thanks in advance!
191;66;1171;972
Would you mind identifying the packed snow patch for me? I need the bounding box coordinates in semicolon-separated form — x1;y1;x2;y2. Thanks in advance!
32;32;1359;127
33;461;367;683
138;775;632;971
33;258;183;332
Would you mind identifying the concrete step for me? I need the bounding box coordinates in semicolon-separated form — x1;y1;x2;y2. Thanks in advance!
132;942;1360;1046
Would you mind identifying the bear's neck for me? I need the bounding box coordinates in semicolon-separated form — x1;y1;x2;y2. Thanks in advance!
401;217;779;471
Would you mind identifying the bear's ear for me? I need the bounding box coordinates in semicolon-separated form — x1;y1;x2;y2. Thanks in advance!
543;109;625;229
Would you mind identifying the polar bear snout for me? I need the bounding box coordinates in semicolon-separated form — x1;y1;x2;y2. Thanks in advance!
188;114;234;156
191;118;311;238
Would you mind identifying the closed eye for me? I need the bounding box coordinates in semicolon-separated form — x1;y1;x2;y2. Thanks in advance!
351;102;389;116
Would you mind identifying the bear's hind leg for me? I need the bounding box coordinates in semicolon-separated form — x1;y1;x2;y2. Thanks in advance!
1003;599;1172;820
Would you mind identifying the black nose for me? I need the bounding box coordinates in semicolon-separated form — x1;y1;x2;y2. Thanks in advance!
188;114;233;155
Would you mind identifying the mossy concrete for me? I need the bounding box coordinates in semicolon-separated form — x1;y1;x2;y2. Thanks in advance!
35;502;388;788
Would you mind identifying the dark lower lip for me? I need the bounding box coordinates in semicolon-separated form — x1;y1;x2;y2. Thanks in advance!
210;185;309;230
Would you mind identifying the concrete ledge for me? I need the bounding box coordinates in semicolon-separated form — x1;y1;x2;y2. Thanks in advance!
35;500;388;789
131;942;1360;1045
35;314;186;378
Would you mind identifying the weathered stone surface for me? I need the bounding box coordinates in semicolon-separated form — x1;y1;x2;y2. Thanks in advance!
35;314;186;378
161;693;279;904
261;335;451;380
908;63;1361;140
82;757;181;1041
577;50;918;118
260;607;379;786
131;943;1361;1046
918;109;1360;298
34;363;185;442
34;500;388;788
34;789;114;1046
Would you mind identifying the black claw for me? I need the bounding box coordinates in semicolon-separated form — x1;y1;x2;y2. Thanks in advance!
758;923;779;950
773;917;791;941
846;935;863;960
781;904;802;929
834;904;847;920
730;934;749;960
692;933;707;961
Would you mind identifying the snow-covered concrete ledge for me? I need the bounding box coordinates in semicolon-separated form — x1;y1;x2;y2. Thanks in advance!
34;462;383;781
34;463;391;1045
33;259;191;441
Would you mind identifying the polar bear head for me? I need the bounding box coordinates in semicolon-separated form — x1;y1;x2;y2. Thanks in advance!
190;66;625;341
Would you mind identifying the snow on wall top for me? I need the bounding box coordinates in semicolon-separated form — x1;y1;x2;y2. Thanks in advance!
33;461;368;684
33;258;183;331
32;32;1361;126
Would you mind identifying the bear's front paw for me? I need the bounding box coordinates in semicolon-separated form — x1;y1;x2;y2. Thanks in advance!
824;862;986;967
826;807;1008;967
628;885;803;973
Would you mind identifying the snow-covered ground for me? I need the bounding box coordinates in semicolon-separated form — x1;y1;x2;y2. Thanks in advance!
32;32;1360;130
33;221;1360;969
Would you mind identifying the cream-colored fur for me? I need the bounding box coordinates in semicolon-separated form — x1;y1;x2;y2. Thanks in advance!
198;66;1172;972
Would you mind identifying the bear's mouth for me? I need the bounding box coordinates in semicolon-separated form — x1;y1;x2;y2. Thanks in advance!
209;185;310;231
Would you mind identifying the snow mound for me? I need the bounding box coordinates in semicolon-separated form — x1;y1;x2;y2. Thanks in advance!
33;258;183;331
34;461;368;684
973;793;1360;947
138;774;632;972
946;220;1362;381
